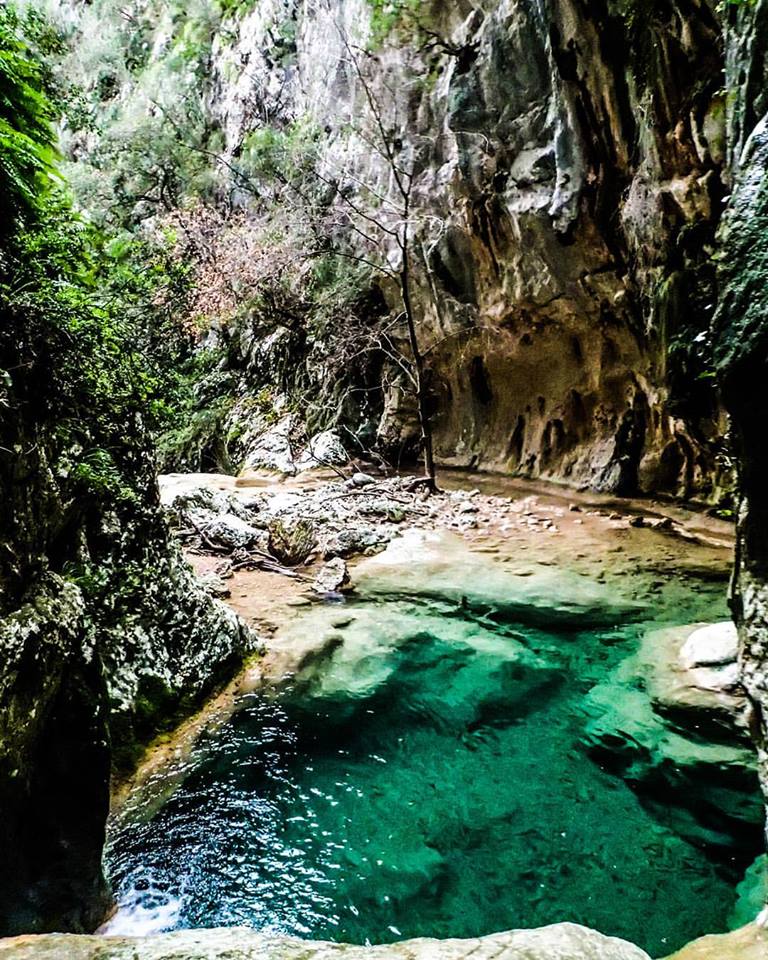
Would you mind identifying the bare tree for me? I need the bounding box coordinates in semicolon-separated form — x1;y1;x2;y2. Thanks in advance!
313;28;444;491
152;18;448;489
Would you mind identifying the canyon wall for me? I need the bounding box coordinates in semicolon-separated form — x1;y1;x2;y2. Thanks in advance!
7;0;768;941
200;0;730;499
713;0;768;854
0;294;254;933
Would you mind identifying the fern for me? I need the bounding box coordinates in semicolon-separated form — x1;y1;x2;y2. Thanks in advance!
0;7;59;222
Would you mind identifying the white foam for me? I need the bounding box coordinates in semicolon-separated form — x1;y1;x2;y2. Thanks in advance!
99;884;183;937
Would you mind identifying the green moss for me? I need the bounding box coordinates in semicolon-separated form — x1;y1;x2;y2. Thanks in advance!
365;0;422;48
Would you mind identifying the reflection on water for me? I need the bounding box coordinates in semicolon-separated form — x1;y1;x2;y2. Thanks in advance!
106;556;749;957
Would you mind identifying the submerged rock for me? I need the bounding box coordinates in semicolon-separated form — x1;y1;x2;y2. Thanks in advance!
355;530;644;629
583;622;761;850
0;923;653;959
273;600;559;738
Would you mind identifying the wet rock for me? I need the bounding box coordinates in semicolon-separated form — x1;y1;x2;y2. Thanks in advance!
583;622;761;851
0;923;653;959
313;558;351;595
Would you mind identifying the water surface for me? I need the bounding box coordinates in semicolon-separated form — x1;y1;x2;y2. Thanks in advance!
107;532;749;956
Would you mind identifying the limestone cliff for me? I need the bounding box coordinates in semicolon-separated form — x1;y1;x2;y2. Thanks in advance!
9;0;768;943
237;0;727;498
712;0;768;857
50;0;732;502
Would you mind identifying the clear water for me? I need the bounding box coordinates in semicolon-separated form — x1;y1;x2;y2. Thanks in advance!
107;554;751;957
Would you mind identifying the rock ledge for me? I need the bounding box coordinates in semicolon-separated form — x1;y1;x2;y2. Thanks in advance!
0;924;651;960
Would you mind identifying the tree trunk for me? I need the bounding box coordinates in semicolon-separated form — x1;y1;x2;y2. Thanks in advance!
400;252;438;492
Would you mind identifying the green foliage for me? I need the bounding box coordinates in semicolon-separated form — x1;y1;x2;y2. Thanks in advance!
0;7;202;524
241;118;321;186
366;0;422;47
157;388;236;473
0;199;180;508
32;0;223;228
0;5;58;220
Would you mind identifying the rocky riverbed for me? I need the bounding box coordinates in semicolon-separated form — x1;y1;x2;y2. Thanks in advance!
81;468;764;960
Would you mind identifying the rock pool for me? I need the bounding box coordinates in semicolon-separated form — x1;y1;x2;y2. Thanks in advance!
106;527;759;958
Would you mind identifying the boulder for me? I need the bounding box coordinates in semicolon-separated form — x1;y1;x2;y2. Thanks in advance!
349;472;376;487
165;484;260;524
267;518;317;566
680;621;738;669
297;430;348;470
322;526;391;559
187;509;262;551
197;573;232;599
313;558;351;595
242;417;297;474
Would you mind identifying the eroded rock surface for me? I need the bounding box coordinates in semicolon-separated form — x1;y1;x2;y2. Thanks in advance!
584;620;761;851
0;923;652;960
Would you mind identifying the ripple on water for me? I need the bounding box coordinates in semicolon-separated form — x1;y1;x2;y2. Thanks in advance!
106;562;749;957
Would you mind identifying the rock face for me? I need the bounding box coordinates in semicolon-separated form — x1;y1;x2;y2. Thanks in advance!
207;0;729;500
713;0;768;862
583;621;762;852
0;923;652;960
0;345;255;933
53;0;732;501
